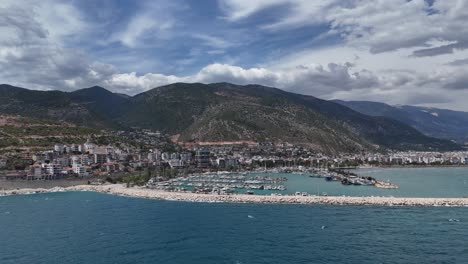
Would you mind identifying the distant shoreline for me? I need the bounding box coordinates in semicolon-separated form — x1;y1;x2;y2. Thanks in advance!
357;165;468;169
2;184;468;207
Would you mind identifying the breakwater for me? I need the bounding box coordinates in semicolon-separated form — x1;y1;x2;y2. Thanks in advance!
2;184;468;207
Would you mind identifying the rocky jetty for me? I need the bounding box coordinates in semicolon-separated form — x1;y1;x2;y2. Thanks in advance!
2;184;468;207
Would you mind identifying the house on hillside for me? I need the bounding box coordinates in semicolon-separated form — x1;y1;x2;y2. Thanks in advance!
0;158;7;168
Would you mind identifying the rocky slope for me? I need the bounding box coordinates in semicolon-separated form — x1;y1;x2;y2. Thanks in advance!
0;83;460;153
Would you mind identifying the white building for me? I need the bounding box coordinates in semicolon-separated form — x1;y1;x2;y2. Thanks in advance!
54;144;65;153
31;164;43;179
168;159;184;169
83;142;95;153
70;144;81;152
43;163;62;176
71;155;91;166
161;152;170;161
73;164;89;177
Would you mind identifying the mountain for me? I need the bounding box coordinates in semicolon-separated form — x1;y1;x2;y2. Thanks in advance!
0;83;460;153
334;100;468;144
0;84;120;129
69;86;129;119
118;82;458;152
119;83;372;153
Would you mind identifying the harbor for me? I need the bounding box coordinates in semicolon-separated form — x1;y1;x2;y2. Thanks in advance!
146;172;287;194
144;168;398;197
1;166;467;205
2;167;467;199
145;168;398;194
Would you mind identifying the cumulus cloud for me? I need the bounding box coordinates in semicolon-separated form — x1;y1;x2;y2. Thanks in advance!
103;72;185;94
101;62;468;107
100;62;379;96
6;1;380;97
2;0;468;111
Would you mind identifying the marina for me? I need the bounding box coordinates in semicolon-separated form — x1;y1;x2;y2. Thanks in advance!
145;168;398;196
2;167;467;198
146;173;288;194
233;167;467;198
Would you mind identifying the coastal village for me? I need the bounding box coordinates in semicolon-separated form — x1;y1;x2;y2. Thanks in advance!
1;129;468;189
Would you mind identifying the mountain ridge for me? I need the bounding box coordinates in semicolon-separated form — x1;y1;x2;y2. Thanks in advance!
0;83;460;153
334;100;468;144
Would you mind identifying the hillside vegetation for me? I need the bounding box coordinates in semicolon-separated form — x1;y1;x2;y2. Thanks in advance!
0;83;460;153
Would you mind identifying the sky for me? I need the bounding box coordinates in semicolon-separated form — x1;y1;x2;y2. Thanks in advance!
1;0;468;111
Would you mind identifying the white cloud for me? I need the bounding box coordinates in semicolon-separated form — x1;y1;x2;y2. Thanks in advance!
109;1;177;48
103;72;185;94
220;0;468;56
2;0;468;112
191;34;233;50
219;0;288;21
99;61;468;112
111;13;173;48
0;3;115;90
0;0;88;42
103;62;378;97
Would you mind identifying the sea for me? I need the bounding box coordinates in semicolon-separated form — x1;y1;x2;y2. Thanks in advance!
1;167;468;264
260;167;468;197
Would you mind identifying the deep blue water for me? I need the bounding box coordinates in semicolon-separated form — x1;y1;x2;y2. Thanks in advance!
1;192;468;264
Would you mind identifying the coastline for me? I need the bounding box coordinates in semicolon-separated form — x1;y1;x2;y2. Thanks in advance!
2;184;468;207
357;165;468;169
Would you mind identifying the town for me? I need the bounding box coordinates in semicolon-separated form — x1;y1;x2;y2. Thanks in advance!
1;129;468;182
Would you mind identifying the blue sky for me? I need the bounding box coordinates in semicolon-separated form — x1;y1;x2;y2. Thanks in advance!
71;0;335;76
1;0;468;110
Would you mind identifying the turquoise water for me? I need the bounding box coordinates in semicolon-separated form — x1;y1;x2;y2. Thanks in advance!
1;192;467;264
265;167;468;197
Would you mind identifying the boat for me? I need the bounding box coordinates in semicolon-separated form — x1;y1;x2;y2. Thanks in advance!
341;179;352;185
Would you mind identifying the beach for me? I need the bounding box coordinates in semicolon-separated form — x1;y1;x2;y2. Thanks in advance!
2;183;468;207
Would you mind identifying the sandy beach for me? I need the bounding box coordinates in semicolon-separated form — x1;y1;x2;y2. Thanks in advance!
2;183;468;207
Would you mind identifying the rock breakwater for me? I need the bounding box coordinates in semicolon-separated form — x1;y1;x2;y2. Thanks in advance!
2;184;468;207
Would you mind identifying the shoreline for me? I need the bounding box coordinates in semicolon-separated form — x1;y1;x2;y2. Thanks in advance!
2;184;468;207
357;165;468;169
